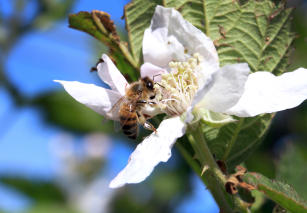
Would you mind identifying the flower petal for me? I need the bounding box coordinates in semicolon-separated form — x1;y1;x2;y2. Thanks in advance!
54;80;122;120
140;62;167;82
143;28;185;68
109;116;186;188
97;54;128;96
197;63;250;112
225;68;307;117
143;6;219;71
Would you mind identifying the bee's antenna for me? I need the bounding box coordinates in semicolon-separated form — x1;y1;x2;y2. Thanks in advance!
152;74;161;82
155;82;165;88
152;74;165;88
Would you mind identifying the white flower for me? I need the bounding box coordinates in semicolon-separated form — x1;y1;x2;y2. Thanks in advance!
108;6;307;188
55;6;307;189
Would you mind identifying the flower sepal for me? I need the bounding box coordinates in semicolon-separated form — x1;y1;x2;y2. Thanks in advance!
196;108;237;128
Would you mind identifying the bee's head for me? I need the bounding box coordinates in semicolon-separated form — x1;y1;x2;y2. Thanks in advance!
142;77;154;91
141;77;156;100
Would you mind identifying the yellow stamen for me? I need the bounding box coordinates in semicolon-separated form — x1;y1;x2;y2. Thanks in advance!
156;53;203;116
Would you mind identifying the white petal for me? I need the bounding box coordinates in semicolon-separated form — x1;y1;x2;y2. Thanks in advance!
225;68;307;117
54;80;122;120
184;70;215;123
109;116;186;188
184;64;218;124
140;62;167;82
143;28;185;68
143;6;219;70
197;63;250;112
97;54;128;96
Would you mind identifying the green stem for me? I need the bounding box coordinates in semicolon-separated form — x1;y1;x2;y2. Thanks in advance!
187;123;249;213
190;126;226;183
187;130;233;213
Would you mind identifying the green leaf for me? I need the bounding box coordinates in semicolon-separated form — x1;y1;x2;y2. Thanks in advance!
33;91;114;133
289;12;307;70
180;0;294;75
69;11;114;48
276;142;307;201
243;172;307;213
69;10;139;72
111;49;139;81
26;203;79;213
0;176;65;202
205;115;273;170
123;0;294;168
34;0;75;29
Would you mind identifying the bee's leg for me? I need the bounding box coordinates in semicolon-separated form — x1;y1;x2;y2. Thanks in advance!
154;82;165;89
143;121;157;133
148;101;156;106
137;112;157;133
136;100;147;104
137;100;156;106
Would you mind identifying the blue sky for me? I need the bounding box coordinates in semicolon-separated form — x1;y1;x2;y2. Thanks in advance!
0;1;218;212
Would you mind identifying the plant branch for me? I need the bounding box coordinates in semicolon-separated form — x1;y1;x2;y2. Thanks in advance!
187;130;233;212
187;123;250;213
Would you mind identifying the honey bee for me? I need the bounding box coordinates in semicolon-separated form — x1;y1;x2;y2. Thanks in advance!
111;77;157;139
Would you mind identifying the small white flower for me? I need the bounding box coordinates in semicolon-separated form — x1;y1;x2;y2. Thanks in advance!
55;6;307;189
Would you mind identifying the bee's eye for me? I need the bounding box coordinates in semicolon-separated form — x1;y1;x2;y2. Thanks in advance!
146;81;153;90
150;95;155;100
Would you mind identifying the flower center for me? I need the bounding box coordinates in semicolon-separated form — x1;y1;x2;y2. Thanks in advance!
156;53;203;116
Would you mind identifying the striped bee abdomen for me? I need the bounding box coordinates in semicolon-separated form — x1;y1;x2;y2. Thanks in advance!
119;104;138;139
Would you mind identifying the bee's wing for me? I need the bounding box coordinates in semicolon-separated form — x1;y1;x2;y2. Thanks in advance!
113;120;122;133
106;97;124;132
107;96;125;121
